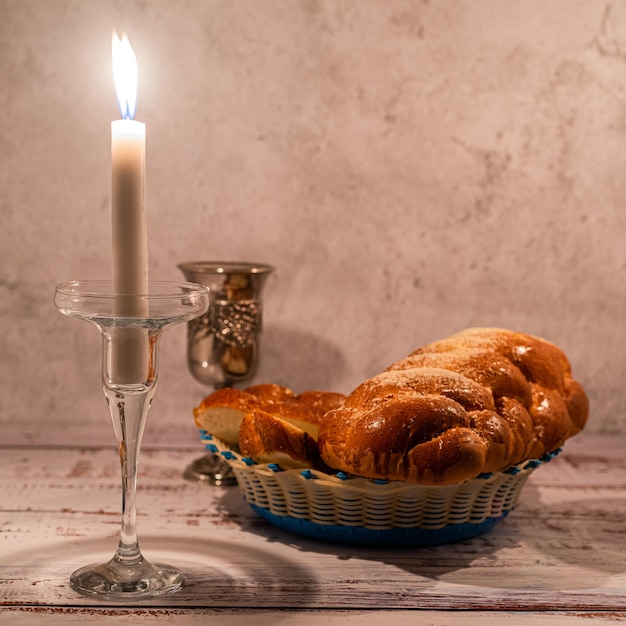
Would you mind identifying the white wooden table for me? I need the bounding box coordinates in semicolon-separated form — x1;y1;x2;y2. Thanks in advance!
1;433;625;624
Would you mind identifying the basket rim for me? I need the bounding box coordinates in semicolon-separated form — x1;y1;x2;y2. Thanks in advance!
199;429;561;491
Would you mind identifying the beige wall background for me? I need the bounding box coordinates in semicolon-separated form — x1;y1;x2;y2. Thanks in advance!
1;0;624;447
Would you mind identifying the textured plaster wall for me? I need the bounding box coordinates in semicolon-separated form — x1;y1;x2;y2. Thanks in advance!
1;0;624;445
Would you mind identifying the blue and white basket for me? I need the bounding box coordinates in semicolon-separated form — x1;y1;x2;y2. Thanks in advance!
199;431;559;547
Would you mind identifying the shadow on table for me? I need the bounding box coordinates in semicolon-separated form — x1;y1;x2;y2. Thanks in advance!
6;531;321;609
513;481;626;576
143;534;321;607
215;479;626;594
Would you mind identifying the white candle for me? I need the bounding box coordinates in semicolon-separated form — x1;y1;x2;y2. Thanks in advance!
110;33;149;385
111;33;148;300
111;118;147;296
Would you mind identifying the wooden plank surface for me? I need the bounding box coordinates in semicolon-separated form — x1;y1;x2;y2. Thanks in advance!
2;608;626;625
1;434;626;616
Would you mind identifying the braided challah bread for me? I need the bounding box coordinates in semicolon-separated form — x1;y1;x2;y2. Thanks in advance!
194;328;588;485
317;328;588;484
193;383;346;469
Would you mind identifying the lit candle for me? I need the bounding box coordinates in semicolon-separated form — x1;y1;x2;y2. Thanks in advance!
111;32;148;299
110;32;149;384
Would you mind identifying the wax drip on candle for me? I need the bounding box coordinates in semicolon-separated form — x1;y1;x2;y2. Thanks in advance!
112;32;138;120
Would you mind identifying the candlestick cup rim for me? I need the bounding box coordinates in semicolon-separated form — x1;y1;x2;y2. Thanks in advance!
55;279;209;299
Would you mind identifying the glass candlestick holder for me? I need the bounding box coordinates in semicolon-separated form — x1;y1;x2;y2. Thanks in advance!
54;280;209;601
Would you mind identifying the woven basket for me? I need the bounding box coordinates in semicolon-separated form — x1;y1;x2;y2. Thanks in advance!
200;431;559;547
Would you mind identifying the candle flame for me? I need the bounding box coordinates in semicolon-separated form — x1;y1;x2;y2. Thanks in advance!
112;32;138;120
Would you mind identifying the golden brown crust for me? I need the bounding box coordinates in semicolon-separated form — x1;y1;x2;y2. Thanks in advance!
193;383;346;463
317;327;589;484
193;328;589;485
239;409;330;471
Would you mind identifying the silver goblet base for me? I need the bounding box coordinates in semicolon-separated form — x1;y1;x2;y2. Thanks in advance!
183;453;237;486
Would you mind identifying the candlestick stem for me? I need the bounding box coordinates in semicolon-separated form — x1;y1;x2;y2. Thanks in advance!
107;382;154;565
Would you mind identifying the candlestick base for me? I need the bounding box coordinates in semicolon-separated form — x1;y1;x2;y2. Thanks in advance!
70;556;183;601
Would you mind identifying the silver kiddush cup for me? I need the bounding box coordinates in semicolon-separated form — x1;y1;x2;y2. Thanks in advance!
179;261;274;388
178;261;274;484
